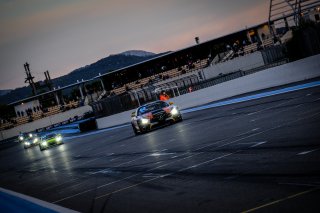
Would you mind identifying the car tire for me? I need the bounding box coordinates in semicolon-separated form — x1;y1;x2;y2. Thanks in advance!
132;125;140;136
175;115;183;122
140;124;151;134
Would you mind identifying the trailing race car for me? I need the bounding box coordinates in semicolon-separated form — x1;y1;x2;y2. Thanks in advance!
18;133;26;142
39;133;64;151
22;133;40;149
131;100;182;135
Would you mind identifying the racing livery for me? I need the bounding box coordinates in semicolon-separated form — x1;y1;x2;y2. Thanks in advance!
131;100;182;135
39;133;64;151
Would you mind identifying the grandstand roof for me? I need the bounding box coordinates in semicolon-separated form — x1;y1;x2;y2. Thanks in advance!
9;21;269;106
96;21;269;78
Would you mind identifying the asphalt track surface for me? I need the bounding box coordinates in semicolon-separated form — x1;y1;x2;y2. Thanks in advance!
1;85;320;213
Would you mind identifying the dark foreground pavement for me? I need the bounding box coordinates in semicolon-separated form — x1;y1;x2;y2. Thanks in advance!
0;85;320;213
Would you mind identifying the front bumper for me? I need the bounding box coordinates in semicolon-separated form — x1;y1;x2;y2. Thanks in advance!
138;113;182;132
24;141;39;148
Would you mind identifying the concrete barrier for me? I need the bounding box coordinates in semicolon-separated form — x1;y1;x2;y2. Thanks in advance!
0;105;92;141
96;110;132;129
96;54;320;129
172;54;320;109
0;187;78;213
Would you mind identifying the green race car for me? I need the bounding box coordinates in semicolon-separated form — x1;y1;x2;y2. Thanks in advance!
39;133;64;151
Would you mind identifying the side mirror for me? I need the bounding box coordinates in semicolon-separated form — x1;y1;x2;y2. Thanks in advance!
169;102;174;105
131;111;136;117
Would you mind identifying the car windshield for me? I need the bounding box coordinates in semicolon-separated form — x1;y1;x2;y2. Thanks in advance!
43;134;56;139
137;101;169;115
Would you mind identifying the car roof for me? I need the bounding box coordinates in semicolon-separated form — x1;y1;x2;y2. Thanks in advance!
135;100;171;115
140;100;165;108
42;132;58;137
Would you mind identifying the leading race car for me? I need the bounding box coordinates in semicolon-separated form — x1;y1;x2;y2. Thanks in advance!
21;132;40;149
39;133;64;151
131;100;182;135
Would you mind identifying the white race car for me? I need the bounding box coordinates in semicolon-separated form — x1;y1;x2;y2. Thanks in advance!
131;100;182;135
22;133;40;149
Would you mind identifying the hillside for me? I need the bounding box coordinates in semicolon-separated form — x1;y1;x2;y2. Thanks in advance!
0;50;167;104
0;90;12;97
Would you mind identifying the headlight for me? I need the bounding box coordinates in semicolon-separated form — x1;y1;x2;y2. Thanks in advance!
56;135;62;142
141;118;149;125
171;107;179;115
29;133;33;138
41;141;47;146
19;136;24;141
33;138;39;143
24;142;30;146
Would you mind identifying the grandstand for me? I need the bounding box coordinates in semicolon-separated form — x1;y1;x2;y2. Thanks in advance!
2;2;319;132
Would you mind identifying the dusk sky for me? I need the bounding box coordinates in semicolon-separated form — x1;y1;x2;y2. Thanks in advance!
0;0;269;90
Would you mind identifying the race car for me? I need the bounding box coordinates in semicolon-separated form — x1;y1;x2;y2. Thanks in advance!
18;133;26;142
39;133;64;151
131;100;182;135
22;133;40;149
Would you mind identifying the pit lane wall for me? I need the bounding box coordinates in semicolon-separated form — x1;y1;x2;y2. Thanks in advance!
0;105;92;141
96;54;320;129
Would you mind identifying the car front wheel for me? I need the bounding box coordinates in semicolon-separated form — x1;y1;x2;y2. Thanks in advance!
132;125;140;136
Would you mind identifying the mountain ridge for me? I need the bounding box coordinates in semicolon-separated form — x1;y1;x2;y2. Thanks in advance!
118;50;156;57
0;50;169;105
0;90;12;97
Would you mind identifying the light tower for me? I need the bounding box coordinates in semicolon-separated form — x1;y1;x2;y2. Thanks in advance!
24;62;37;95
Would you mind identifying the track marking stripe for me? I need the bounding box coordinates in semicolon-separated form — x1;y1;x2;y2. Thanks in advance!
297;149;319;155
241;188;318;213
94;151;240;200
250;141;266;148
182;80;320;114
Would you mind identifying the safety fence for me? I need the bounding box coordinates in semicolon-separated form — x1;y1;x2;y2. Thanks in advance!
92;46;289;118
92;70;245;118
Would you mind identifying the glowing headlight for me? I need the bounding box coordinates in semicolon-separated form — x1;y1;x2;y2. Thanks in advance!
41;141;47;146
171;107;179;115
141;118;149;125
56;135;62;142
33;138;39;143
19;136;24;141
24;142;30;146
29;133;33;138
